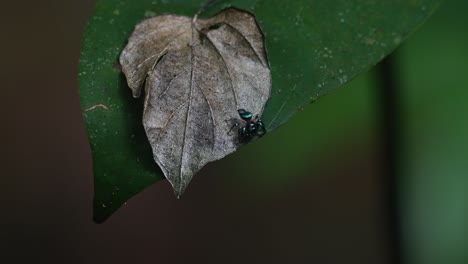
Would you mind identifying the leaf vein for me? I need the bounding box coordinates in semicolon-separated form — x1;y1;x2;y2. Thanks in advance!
217;22;266;67
203;35;239;108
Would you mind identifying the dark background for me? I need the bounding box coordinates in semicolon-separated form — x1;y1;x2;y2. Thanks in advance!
1;0;466;263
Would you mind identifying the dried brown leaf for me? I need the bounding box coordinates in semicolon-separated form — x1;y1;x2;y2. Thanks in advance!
120;7;271;197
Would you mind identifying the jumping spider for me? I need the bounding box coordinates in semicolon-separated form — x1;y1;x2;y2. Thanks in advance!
231;109;266;142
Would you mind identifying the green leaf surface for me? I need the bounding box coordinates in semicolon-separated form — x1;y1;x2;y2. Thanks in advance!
79;0;441;222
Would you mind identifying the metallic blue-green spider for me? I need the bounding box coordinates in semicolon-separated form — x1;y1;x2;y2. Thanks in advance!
235;109;266;141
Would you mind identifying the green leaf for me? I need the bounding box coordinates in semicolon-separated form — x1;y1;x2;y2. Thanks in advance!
79;0;441;222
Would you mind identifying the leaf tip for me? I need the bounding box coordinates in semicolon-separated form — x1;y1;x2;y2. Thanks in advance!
173;184;187;199
92;202;112;224
93;214;106;224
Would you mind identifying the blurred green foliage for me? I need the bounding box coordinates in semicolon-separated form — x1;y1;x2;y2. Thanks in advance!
398;1;468;263
241;1;467;263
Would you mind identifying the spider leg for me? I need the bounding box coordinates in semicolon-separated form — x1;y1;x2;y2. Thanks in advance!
256;119;266;137
225;118;240;135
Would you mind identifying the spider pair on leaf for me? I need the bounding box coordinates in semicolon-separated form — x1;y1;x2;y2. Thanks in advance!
230;109;266;142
